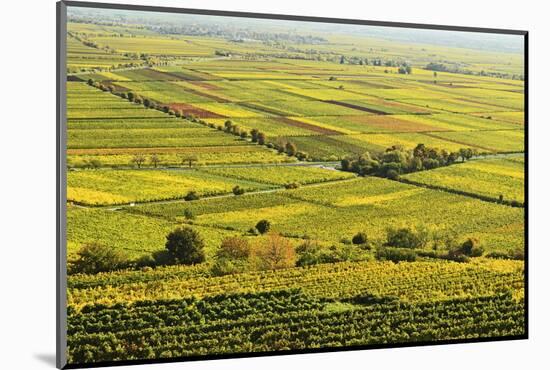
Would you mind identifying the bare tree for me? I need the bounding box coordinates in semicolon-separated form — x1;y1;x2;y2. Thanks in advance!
180;154;198;168
131;154;146;168
150;154;161;168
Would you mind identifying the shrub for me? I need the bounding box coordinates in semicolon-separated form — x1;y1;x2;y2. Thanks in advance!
510;200;522;207
183;208;195;220
470;245;484;257
151;249;173;266
385;227;426;249
83;159;102;169
165;227;206;265
135;254;156;268
184;191;200;201
376;247;417;263
486;249;525;261
296;241;337;267
217;237;251;260
232;186;245;195
457;238;483;257
255;219;271;234
352;232;368;245
70;243;129;274
285;142;297;156
486;251;511;260
258;132;266;145
509;248;525;260
211;237;252;276
386;169;400;180
211;258;250;276
285;182;300;189
446;253;470;263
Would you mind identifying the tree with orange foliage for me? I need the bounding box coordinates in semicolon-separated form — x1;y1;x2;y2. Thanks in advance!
253;233;295;270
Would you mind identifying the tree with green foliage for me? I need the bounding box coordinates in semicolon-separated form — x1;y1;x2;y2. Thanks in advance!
165;227;205;265
376;247;417;263
458;148;474;162
352;232;368;246
340;158;351;171
255;219;271;234
224;120;233;132
70;243;128;274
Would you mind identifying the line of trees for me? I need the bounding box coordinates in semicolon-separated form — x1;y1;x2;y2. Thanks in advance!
68;219;522;275
341;143;478;179
425;62;524;81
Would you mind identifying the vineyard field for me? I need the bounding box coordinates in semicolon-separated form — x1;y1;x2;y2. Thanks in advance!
68;169;274;206
134;177;524;253
402;156;525;203
63;10;526;366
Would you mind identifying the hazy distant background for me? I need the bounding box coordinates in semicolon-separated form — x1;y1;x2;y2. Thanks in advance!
68;7;524;54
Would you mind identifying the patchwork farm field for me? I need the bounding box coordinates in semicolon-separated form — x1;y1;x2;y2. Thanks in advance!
63;11;526;367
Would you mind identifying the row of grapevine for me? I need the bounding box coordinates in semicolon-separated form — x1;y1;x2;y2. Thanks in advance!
67;289;524;364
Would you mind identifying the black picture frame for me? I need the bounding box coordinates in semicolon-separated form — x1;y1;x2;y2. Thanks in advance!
56;1;528;368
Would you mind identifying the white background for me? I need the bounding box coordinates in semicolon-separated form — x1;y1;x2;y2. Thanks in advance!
0;0;547;369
